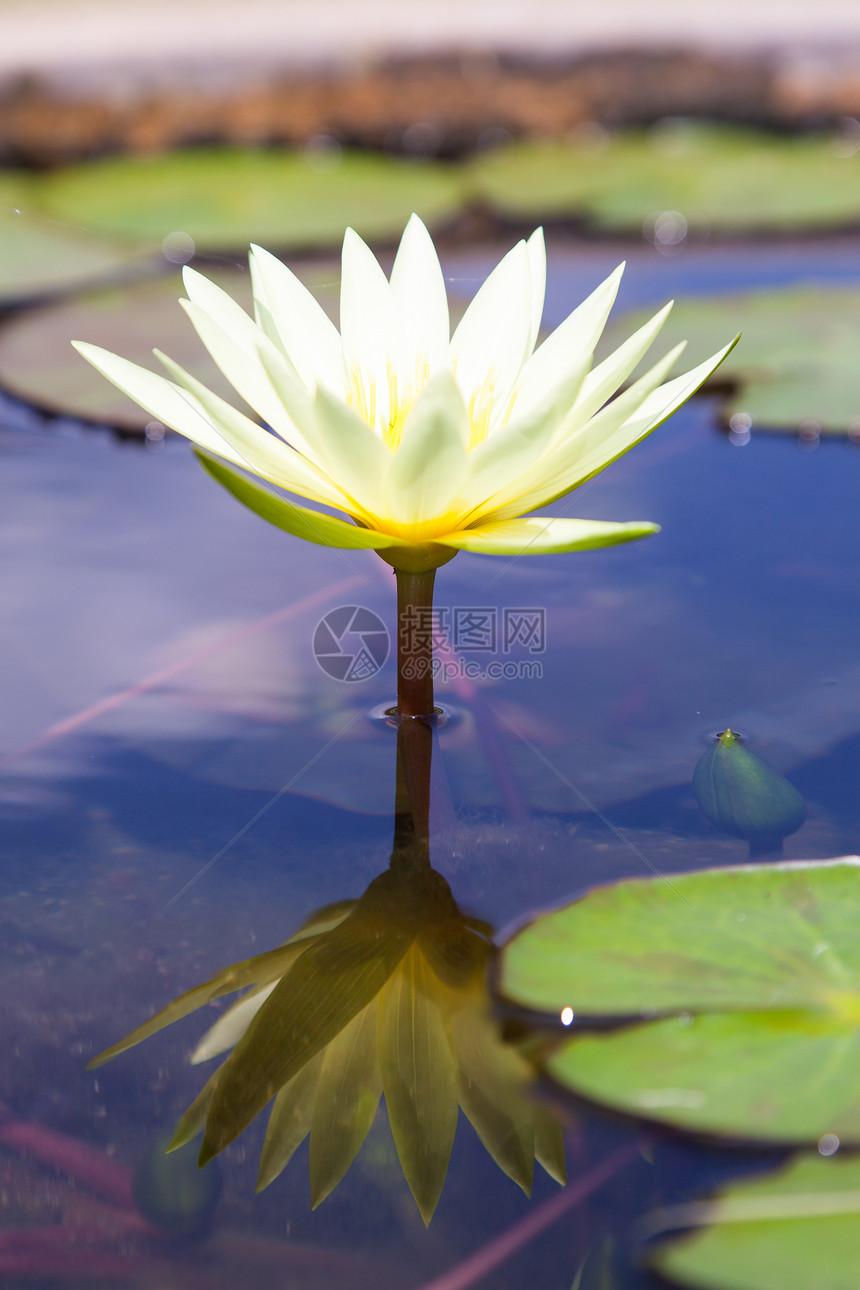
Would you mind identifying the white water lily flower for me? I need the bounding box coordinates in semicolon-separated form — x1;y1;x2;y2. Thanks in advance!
74;216;736;572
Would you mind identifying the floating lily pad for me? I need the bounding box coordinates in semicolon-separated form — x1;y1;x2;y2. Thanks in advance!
34;148;464;253
550;1009;860;1142
0;259;337;430
0;172;154;306
498;858;860;1142
470;124;860;233
606;286;860;433
651;1154;860;1290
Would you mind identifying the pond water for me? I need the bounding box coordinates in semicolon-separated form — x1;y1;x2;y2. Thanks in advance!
0;235;859;1288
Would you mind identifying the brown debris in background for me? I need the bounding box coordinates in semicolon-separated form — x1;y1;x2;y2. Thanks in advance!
2;46;857;168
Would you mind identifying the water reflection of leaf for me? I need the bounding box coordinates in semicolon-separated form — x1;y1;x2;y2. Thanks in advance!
90;864;564;1224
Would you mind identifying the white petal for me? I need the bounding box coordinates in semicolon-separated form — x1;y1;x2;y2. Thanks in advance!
180;298;297;443
525;227;547;355
340;227;396;434
252;340;329;462
482;343;686;521
623;335;739;433
550;336;740;498
385;373;469;526
389;213;449;383
191;983;278;1064
571;301;673;424
249;244;346;395
181;266;263;352
457;356;590;515
312;386;390;518
512;263;624;423
72;341;246;466
449;240;534;439
156;349;352;508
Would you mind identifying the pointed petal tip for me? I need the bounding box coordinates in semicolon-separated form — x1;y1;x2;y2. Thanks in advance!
249;241;288;272
629;298;673;334
71;339;111;364
165;1125;195;1154
417;1199;438;1227
197;1140;216;1169
663;338;688;364
341;225;364;253
394;211;442;266
181;263;205;291
595;262;625;294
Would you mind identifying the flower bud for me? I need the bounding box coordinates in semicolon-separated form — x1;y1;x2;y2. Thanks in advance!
693;729;806;844
132;1132;222;1239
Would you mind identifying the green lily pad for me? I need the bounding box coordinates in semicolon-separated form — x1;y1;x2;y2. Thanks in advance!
470;124;860;233
549;1010;860;1142
0;171;154;306
651;1154;860;1290
498;858;860;1143
34;148;464;253
500;859;860;1017
0;259;337;430
606;286;860;433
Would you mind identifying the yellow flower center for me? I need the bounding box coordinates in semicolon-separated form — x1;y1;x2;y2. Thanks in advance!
346;357;513;458
466;375;498;449
346;357;433;451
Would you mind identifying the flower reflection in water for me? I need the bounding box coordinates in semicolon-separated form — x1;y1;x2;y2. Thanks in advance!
89;720;565;1223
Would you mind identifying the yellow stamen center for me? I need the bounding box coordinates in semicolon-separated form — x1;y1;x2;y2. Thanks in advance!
346;359;511;466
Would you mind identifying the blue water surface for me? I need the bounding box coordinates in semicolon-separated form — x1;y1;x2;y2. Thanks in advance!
0;236;858;1289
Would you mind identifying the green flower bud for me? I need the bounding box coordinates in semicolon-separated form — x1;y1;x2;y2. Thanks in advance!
132;1132;222;1239
693;729;806;844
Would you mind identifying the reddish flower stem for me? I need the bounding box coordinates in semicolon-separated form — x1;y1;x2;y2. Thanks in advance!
395;568;436;719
